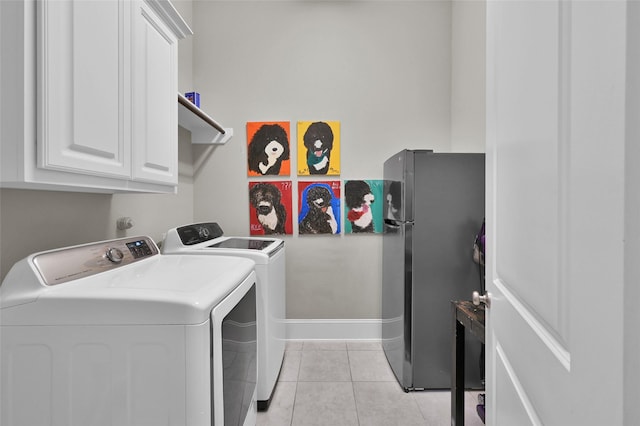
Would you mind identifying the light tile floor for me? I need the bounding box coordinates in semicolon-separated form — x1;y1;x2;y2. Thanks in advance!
256;340;485;426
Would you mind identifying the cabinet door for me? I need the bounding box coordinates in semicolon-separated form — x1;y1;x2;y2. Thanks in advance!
130;0;178;185
37;0;131;178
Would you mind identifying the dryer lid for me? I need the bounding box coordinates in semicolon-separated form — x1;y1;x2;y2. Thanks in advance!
1;237;256;326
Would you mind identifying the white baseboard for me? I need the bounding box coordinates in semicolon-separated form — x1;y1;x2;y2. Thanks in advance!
285;319;382;341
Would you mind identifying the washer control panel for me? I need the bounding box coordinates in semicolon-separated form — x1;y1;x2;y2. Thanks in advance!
32;236;159;286
176;222;224;245
125;239;155;259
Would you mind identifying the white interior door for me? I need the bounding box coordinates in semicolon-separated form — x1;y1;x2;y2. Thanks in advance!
485;1;628;424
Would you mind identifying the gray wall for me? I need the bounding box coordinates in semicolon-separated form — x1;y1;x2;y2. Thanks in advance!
0;0;485;323
190;0;485;319
625;1;640;422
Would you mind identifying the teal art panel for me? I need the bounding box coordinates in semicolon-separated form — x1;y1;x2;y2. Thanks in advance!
344;179;383;234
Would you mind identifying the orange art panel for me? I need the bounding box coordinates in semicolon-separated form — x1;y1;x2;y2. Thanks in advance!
247;121;291;176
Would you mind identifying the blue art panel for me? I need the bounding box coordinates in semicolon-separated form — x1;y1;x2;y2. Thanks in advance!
298;181;341;235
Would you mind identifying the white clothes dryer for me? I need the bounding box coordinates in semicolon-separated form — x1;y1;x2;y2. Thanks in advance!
1;236;257;426
162;222;285;410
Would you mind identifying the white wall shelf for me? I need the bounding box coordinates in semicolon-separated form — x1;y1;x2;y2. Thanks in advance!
177;93;233;144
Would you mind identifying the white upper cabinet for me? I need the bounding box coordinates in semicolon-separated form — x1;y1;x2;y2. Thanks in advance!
38;0;129;179
1;0;191;193
131;0;180;185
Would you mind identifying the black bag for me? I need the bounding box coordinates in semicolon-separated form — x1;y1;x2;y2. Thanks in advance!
473;219;486;266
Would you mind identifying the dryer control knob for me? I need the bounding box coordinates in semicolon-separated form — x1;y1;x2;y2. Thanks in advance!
106;247;124;264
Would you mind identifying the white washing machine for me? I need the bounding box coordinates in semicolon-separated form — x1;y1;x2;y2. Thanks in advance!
0;236;257;426
162;222;285;410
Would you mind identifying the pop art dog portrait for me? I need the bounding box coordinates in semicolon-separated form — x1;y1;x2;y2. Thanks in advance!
297;121;340;176
248;181;293;235
344;180;383;234
298;181;341;235
247;122;290;176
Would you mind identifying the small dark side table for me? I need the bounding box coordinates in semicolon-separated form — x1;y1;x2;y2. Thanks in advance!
451;300;486;426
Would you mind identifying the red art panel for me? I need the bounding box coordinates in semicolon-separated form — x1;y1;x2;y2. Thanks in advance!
248;181;293;235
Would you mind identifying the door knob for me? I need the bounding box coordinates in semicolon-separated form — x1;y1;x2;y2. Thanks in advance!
472;291;491;308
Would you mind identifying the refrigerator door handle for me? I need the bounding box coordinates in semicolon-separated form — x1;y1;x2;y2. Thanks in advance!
384;219;401;228
384;219;414;228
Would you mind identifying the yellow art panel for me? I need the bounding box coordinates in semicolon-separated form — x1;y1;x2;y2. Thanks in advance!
297;121;340;176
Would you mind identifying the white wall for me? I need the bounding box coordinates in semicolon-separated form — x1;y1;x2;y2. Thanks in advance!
190;0;485;320
0;0;485;326
451;0;486;152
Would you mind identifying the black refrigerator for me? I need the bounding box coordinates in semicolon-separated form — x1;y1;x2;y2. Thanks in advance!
382;149;484;391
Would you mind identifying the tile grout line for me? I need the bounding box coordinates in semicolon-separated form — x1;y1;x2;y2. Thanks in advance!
345;348;362;426
290;346;302;426
288;381;298;426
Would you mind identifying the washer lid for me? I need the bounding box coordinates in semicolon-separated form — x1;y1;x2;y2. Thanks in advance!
1;254;256;326
207;238;275;251
162;223;285;261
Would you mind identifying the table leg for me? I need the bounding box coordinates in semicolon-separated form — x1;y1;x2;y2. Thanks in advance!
452;306;465;426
